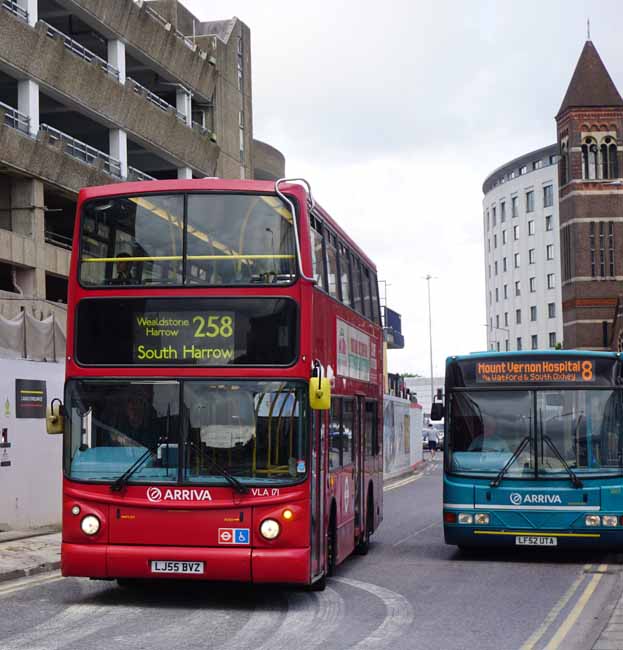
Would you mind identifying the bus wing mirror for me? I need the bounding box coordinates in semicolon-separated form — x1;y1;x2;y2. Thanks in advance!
430;402;444;421
46;398;64;435
309;377;331;410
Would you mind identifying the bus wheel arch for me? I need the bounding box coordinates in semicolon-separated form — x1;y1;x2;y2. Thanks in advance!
355;483;374;555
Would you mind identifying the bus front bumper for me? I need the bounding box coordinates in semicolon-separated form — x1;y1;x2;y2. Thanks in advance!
444;526;623;549
61;542;310;584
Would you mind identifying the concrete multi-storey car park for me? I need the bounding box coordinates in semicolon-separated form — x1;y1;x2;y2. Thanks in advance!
0;0;264;331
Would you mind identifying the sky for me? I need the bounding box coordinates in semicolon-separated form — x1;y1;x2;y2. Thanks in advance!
185;0;623;377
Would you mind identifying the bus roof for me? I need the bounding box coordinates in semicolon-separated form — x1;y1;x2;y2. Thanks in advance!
77;178;377;272
446;350;620;365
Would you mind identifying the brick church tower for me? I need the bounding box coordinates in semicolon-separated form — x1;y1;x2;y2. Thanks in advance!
556;40;623;350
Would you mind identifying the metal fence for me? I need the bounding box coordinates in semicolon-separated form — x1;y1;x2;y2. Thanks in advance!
1;0;28;21
41;21;120;81
128;166;156;182
44;230;72;250
40;124;122;177
0;100;30;134
126;77;186;122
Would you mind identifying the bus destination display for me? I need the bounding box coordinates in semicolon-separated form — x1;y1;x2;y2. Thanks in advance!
133;312;235;363
475;359;595;384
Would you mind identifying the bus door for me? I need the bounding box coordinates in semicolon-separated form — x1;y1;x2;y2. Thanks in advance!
354;395;365;534
310;411;325;578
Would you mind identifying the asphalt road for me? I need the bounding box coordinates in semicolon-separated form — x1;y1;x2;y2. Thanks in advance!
1;459;622;650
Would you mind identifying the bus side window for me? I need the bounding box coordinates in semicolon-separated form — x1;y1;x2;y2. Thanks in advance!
310;217;327;291
370;271;381;325
361;266;372;320
338;242;352;307
325;232;339;300
352;255;363;314
329;398;342;470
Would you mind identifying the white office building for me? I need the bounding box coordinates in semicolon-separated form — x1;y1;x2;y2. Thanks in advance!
482;144;563;352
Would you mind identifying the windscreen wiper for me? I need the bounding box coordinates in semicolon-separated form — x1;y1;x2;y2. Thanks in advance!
110;438;163;492
542;435;583;488
187;441;249;494
490;436;530;488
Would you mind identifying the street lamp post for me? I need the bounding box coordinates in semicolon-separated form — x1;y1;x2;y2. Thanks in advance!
424;275;435;406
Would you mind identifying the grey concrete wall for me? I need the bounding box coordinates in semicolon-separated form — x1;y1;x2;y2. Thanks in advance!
54;0;217;102
0;12;219;175
0;359;64;530
383;397;423;480
253;140;286;180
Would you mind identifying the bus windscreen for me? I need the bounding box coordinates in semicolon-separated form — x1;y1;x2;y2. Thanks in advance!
79;193;296;287
76;298;298;366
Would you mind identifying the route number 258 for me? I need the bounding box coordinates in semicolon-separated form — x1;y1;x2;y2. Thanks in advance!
192;315;233;338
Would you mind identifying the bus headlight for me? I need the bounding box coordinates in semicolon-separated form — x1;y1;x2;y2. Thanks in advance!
260;518;281;540
458;513;473;524
585;515;601;527
80;515;101;536
602;516;618;527
474;513;490;525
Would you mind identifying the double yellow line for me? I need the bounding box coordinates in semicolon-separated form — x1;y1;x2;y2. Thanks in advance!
520;564;608;650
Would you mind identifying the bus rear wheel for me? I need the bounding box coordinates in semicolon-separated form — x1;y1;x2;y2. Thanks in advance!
327;514;337;577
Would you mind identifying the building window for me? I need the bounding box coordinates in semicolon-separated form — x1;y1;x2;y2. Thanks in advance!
545;215;552;231
489;291;492;304
543;185;553;208
504;312;508;326
515;281;521;296
546;244;554;260
529;277;536;292
505;339;509;351
531;334;538;350
487;239;491;252
528;249;535;264
500;202;506;222
549;332;557;348
488;265;491;278
514;253;520;268
492;206;497;227
516;309;521;324
582;138;598;179
513;225;519;240
590;221;596;277
548;302;556;318
609;221;615;276
495;288;499;302
511;196;518;218
530;305;537;321
239;128;245;162
503;257;507;272
503;284;508;299
502;230;507;245
526;191;534;213
517;337;522;351
496;314;500;328
520;165;528;175
528;220;535;235
547;274;555;289
494;261;498;275
486;210;490;230
494;234;497;248
599;221;606;277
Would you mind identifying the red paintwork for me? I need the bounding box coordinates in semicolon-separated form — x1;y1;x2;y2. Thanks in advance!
61;179;384;584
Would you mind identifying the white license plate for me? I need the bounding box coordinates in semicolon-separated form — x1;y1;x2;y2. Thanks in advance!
150;560;204;574
515;536;557;546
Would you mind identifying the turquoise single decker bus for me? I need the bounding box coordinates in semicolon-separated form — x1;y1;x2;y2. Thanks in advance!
431;351;623;549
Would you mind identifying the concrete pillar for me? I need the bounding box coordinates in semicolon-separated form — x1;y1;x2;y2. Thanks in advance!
109;129;128;178
107;39;126;83
17;0;37;27
177;167;192;180
18;80;39;136
11;179;45;299
176;87;192;126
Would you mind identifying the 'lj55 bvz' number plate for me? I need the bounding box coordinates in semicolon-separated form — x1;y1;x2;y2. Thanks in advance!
151;560;204;574
515;536;557;546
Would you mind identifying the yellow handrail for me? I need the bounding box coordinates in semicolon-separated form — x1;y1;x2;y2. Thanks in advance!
82;254;295;263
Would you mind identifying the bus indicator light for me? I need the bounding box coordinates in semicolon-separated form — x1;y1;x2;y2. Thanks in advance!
282;509;294;521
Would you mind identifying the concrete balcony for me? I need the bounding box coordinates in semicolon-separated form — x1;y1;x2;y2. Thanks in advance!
53;0;217;102
0;10;220;175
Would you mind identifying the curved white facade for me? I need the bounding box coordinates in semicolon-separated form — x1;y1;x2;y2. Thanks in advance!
483;145;563;352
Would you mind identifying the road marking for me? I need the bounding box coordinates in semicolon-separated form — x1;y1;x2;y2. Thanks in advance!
519;565;591;650
393;521;440;546
334;577;414;648
543;564;607;650
0;571;63;598
384;472;425;492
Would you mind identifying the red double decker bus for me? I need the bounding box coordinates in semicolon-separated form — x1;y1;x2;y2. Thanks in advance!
47;178;383;590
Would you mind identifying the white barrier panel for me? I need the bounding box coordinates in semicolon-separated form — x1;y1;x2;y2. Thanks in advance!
0;359;64;529
383;396;423;480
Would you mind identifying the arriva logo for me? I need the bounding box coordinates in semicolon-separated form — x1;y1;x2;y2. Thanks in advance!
146;487;212;502
509;492;562;505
